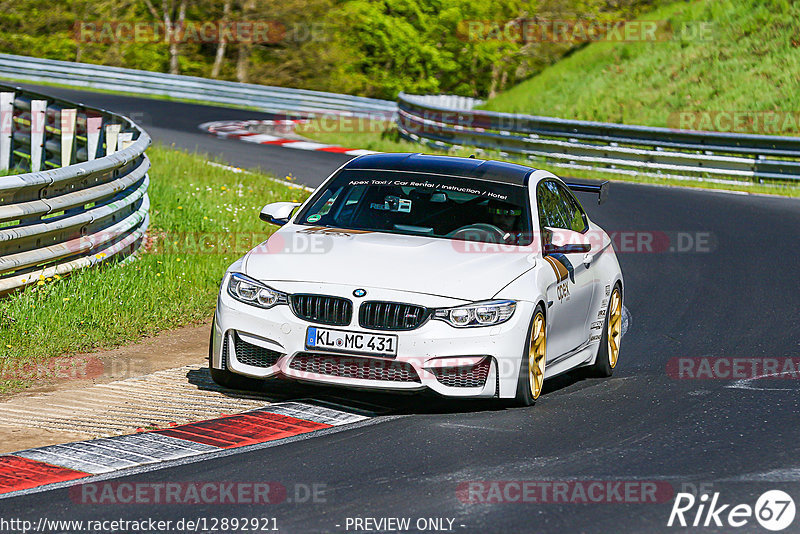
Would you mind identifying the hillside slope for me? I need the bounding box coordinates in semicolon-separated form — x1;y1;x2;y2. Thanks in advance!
481;0;800;134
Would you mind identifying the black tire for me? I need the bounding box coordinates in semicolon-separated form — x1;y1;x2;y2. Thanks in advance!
514;304;546;407
207;321;265;392
589;283;622;378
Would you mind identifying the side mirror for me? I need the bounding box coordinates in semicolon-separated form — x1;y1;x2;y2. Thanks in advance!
260;202;301;226
544;227;591;254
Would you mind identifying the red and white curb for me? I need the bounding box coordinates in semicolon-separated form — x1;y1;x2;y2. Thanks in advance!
0;402;368;497
199;119;379;156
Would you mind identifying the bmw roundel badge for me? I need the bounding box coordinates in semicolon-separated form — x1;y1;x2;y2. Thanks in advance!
353;288;367;298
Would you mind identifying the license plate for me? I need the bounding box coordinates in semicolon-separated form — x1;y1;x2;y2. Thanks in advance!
305;327;398;357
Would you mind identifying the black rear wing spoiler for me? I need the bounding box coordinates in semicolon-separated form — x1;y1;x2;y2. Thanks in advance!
565;181;610;205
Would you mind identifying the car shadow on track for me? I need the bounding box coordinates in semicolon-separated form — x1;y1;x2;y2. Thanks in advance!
185;367;598;417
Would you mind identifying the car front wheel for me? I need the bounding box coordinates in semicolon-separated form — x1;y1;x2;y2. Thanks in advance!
515;305;547;406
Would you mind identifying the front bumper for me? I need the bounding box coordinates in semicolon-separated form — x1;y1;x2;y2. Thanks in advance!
212;279;534;399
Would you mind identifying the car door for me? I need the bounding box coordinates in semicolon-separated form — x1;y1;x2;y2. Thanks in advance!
537;180;596;361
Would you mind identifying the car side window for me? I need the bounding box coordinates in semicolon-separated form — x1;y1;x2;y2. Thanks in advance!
536;181;555;229
536;181;571;230
554;183;588;233
551;182;575;230
536;181;558;250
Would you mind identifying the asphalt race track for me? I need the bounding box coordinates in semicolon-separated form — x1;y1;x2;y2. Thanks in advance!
3;85;800;532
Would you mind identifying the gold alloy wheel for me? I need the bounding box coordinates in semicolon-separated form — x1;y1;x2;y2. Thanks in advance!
528;312;547;399
608;288;622;368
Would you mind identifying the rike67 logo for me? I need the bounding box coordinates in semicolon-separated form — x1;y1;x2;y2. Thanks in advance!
668;490;796;531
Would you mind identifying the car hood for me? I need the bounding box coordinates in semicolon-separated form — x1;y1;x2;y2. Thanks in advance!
242;225;536;301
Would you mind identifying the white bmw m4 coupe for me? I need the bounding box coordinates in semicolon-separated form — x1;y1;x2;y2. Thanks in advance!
210;153;623;405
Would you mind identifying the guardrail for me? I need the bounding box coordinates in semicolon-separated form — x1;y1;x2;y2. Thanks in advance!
0;53;396;118
397;93;800;184
7;54;798;185
0;82;150;294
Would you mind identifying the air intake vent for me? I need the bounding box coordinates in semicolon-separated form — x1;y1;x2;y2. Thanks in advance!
289;352;421;383
430;357;491;388
233;333;282;368
358;301;429;331
290;294;352;326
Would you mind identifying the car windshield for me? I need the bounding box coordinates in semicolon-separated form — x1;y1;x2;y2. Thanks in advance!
295;169;533;245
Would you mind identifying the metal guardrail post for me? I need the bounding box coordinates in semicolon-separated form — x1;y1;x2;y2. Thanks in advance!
86;116;101;161
29;99;46;172
60;108;76;167
105;124;120;156
118;132;133;151
0;92;12;171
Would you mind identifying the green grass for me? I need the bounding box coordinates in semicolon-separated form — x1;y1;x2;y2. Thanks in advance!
0;167;26;177
298;119;800;198
0;144;309;393
481;0;800;134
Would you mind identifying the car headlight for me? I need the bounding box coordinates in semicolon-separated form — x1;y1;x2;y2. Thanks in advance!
433;300;516;327
227;272;288;309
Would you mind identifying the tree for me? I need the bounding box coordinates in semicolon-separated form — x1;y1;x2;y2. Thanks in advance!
210;0;232;78
0;0;664;98
141;0;188;74
235;0;256;82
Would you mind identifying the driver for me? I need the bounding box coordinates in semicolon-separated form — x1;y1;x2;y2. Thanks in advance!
488;199;523;241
